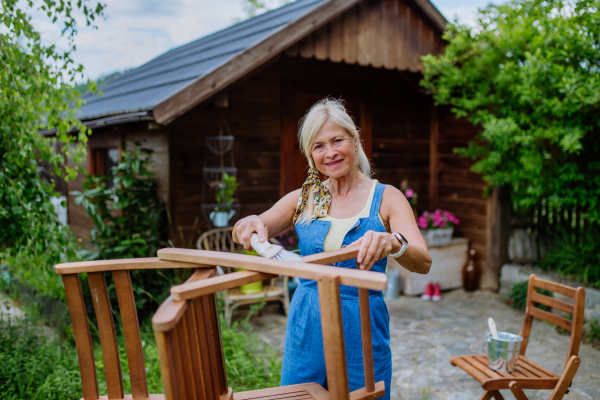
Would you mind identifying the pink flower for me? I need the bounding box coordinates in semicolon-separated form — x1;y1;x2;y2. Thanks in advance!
454;218;460;225
417;216;428;229
405;189;414;198
440;221;446;228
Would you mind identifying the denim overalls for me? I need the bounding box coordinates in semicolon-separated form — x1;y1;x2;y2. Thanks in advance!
281;182;392;399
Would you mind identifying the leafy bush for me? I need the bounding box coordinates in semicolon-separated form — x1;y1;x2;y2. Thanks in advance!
509;281;552;312
539;229;600;288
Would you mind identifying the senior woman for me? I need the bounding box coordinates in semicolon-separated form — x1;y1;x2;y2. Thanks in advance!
233;98;431;397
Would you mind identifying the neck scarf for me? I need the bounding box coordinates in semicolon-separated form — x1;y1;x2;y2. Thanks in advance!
292;168;332;225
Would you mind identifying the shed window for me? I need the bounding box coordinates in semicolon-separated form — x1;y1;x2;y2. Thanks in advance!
90;148;120;188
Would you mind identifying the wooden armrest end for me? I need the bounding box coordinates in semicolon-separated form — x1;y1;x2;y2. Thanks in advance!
55;257;209;274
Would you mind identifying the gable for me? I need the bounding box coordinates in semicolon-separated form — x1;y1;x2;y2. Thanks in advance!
285;0;444;72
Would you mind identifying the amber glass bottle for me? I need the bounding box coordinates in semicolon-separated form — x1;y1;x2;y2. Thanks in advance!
462;249;480;292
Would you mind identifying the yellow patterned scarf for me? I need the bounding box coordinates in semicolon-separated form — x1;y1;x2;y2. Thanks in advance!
292;168;332;225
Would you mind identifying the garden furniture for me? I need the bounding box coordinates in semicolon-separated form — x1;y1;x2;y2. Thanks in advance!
54;245;386;400
450;274;585;400
196;227;290;322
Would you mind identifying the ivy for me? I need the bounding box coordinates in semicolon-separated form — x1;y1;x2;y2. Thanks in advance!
0;0;105;265
421;0;600;223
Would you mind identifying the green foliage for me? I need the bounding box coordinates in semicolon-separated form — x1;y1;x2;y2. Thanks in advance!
0;313;82;399
585;319;600;344
73;141;166;260
215;172;239;211
220;303;282;389
539;230;600;288
421;0;600;223
509;281;552;312
0;0;105;266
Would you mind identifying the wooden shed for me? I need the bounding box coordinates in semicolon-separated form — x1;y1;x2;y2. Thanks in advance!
68;0;506;289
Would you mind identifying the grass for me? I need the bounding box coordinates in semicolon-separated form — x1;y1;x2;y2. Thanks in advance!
0;299;282;399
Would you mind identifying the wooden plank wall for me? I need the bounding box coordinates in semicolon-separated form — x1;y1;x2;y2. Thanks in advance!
285;0;444;73
67;124;170;244
169;73;281;241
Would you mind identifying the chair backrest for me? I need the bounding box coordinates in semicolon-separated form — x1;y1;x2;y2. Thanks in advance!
54;258;195;400
154;246;387;400
519;275;586;367
197;227;243;253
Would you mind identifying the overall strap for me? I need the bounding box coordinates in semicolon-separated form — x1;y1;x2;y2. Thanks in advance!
369;182;386;218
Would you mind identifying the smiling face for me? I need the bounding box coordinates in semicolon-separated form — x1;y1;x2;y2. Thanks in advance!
311;119;359;179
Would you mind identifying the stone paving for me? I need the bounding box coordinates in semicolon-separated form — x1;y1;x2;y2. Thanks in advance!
250;289;600;400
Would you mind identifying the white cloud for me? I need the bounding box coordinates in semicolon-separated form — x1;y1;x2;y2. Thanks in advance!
30;0;246;80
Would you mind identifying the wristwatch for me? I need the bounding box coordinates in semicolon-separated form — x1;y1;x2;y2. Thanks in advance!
389;232;409;258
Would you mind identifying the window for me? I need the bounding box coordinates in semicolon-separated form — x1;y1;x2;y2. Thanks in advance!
90;147;120;188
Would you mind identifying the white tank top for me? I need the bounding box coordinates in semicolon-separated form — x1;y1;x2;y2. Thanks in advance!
318;180;384;252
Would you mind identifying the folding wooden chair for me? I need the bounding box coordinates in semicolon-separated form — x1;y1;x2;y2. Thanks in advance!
450;275;585;400
55;246;387;400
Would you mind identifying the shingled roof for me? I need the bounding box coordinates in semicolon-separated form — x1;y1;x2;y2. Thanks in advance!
78;0;446;124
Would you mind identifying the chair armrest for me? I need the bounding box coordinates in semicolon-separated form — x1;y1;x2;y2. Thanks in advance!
55;257;205;274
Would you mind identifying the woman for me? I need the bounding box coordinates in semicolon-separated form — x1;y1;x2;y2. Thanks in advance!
233;98;432;397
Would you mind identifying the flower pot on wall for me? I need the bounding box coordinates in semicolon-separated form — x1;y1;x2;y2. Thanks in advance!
210;209;236;228
421;227;454;247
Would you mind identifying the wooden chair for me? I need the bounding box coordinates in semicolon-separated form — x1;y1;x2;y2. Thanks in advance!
54;246;386;400
450;275;586;400
196;227;290;322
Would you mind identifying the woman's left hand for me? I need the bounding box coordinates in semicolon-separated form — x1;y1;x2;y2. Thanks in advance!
349;230;400;270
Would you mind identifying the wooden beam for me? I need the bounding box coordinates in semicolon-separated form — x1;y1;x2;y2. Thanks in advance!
429;105;439;211
55;257;203;274
157;248;387;291
154;0;365;125
171;271;276;301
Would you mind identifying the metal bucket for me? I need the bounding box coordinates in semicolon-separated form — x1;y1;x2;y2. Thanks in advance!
486;331;523;372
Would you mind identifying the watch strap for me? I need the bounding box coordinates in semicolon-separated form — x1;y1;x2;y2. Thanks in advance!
389;232;408;259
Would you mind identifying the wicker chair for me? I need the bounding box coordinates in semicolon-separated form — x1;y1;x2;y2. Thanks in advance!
196;227;289;322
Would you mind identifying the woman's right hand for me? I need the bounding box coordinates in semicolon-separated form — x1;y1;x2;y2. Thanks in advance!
232;215;269;250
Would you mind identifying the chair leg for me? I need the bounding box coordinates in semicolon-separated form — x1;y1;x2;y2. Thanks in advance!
509;382;529;400
491;390;505;400
549;355;581;400
479;392;493;400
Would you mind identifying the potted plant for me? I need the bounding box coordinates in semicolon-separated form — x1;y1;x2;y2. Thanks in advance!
417;209;460;247
210;172;239;227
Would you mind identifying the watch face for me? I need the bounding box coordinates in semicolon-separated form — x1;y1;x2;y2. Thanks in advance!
395;232;408;245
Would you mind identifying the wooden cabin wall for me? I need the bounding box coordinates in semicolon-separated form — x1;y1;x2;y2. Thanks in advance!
286;0;444;73
66;123;170;244
168;73;281;242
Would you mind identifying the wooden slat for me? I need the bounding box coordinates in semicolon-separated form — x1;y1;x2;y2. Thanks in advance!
62;274;99;400
408;8;421;72
233;383;329;400
483;377;559;391
514;360;545;378
299;34;315;58
533;278;576;298
473;356;511;378
318;275;349;398
171;270;276;301
357;1;371;66
342;6;358;64
55;257;202;274
157;248;387;291
154;331;175;400
349;381;385;400
396;1;409;70
314;25;329;60
450;356;489;384
301;245;359;264
358;289;375;392
518;357;558;377
382;0;397;69
530;307;572;331
369;0;384;68
192;297;217;400
211;294;229;393
329;15;343;62
113;270;149;399
152;269;217;332
88;272;124;399
183;303;208;398
519;277;536;355
176;313;196;399
467;356;502;379
531;292;574;314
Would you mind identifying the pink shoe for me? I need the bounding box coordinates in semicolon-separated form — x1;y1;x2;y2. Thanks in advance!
432;283;442;301
421;283;433;300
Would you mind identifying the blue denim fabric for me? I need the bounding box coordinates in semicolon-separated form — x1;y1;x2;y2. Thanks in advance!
281;183;392;398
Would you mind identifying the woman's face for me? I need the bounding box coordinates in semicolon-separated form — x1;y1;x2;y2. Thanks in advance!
311;119;358;179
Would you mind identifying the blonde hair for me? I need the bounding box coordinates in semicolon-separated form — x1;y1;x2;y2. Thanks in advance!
295;98;371;225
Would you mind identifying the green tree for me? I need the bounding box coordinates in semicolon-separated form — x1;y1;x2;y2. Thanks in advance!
1;0;105;265
421;0;600;222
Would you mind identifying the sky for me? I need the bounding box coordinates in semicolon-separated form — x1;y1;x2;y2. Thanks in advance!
31;0;494;81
